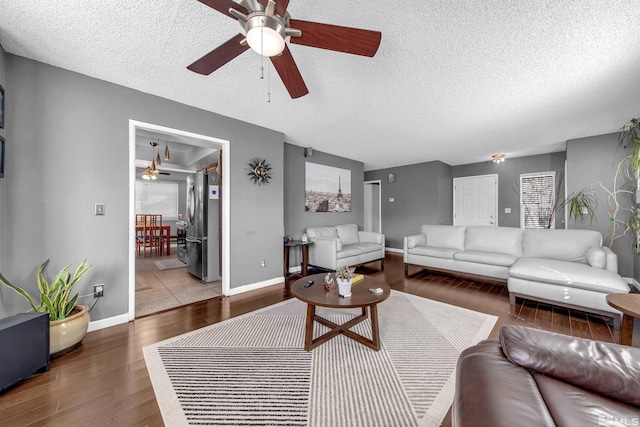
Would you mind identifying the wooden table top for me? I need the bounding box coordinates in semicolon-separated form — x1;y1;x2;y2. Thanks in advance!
606;293;640;318
290;273;390;309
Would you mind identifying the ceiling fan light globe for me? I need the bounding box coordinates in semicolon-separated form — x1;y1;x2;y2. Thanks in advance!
246;15;285;57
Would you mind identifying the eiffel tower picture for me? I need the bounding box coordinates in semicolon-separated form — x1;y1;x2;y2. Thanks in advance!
305;163;352;212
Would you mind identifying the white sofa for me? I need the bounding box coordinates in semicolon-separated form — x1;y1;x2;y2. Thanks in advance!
305;224;385;271
404;225;630;328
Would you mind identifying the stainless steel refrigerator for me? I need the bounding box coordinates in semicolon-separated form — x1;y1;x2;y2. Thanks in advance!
185;171;220;282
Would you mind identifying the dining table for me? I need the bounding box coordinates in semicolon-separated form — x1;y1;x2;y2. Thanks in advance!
135;224;171;255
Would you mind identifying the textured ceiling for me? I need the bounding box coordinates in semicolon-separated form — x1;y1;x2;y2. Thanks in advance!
1;1;639;170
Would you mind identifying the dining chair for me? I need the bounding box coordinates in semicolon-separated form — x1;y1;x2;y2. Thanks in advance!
135;214;145;257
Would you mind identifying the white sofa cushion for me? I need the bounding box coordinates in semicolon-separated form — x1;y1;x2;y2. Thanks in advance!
307;226;339;239
509;258;629;294
522;229;602;263
336;224;360;246
465;226;523;257
353;242;383;254
337;245;363;259
421;225;466;250
454;251;518;267
586;247;606;269
408;246;457;259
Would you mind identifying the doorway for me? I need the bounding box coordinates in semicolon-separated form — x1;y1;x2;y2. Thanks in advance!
128;120;231;321
453;174;498;226
364;180;382;233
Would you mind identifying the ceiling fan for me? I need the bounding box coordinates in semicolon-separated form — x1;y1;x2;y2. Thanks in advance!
187;0;382;98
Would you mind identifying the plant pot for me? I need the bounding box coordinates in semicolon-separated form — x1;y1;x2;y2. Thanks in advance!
337;278;352;297
49;304;90;357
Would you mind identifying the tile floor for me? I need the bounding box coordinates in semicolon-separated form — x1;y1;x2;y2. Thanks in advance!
135;250;222;317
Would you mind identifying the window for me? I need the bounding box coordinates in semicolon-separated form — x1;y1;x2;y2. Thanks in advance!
135;181;179;220
520;171;556;229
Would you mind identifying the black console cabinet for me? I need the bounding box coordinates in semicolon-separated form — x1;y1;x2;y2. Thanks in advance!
0;313;50;393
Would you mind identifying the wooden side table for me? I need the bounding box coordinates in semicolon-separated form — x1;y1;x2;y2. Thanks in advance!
283;240;313;277
606;293;640;346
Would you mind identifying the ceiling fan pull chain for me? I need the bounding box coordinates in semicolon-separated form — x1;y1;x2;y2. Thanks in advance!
260;25;264;80
267;57;271;103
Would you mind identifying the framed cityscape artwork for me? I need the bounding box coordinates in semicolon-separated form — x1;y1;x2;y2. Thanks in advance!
305;162;351;212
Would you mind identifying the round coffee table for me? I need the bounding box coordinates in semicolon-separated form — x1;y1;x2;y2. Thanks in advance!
290;273;391;351
606;293;640;345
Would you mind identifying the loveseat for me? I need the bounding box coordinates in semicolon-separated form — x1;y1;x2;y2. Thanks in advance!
305;224;385;271
404;225;630;328
454;325;640;427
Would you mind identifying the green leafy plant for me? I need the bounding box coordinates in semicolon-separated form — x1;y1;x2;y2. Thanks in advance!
336;265;356;281
0;260;91;321
561;189;598;224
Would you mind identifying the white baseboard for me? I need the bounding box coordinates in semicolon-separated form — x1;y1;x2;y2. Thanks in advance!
228;277;285;296
385;247;403;254
88;313;129;332
288;265;302;274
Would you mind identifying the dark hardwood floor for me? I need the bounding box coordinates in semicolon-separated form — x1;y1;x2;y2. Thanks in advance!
1;252;618;426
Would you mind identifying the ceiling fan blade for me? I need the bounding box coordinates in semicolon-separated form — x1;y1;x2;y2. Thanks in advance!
289;19;382;57
196;0;248;19
187;34;249;75
270;44;309;99
256;0;289;17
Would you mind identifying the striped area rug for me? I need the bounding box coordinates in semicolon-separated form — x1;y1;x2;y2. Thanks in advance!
144;291;497;427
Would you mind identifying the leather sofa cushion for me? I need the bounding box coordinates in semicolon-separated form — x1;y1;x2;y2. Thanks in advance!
465;226;523;256
509;258;629;293
352;242;382;254
336;224;360;246
454;340;555;427
534;373;640;426
522;229;602;263
337;245;363;259
408;246;457;259
500;326;640;407
421;225;466;250
306;226;339;239
453;250;518;267
586;246;606;269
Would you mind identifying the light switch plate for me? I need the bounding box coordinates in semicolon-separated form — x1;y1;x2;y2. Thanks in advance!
505;208;511;214
95;203;105;216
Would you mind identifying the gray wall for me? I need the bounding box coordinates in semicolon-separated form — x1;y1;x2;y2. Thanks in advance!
566;133;635;278
1;54;284;322
0;44;5;274
283;143;364;268
452;152;566;228
364;161;453;249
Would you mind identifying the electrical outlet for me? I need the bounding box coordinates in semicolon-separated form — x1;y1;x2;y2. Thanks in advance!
93;284;104;298
260;259;266;268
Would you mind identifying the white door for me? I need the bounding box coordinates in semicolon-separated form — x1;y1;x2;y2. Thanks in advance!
364;181;381;233
453;175;498;226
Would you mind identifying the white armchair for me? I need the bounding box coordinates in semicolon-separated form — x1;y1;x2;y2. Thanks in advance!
305;224;385;271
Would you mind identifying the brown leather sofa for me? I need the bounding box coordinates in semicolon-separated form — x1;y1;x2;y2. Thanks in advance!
454;325;640;426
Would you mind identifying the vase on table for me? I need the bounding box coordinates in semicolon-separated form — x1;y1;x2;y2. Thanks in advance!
337;278;352;297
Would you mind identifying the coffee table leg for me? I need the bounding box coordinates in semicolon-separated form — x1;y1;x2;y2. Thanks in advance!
304;304;316;351
621;314;634;346
370;304;381;351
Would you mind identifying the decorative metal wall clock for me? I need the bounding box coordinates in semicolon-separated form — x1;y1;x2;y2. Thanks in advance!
247;157;272;186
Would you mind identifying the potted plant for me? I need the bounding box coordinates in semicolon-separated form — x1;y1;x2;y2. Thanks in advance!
0;259;92;357
335;265;355;297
